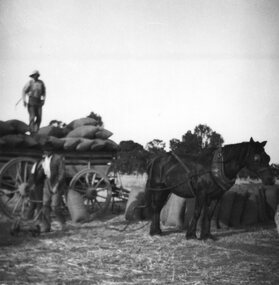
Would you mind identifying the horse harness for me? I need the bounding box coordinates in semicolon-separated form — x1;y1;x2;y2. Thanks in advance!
147;148;236;196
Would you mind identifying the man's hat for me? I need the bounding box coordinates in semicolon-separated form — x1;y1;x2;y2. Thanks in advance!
29;70;40;78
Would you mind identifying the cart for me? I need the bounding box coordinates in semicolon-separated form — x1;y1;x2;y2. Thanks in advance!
0;148;129;226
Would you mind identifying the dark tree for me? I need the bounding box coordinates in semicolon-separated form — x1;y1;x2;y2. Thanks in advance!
113;140;150;174
87;111;104;127
146;139;166;154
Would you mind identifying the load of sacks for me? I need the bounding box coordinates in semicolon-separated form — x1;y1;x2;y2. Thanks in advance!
159;184;279;229
125;181;279;230
0;118;118;152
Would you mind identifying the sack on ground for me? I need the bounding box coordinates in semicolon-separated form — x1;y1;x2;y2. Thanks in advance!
67;189;89;223
125;188;147;221
161;194;186;228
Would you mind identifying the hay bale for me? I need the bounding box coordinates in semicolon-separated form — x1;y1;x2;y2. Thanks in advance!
5;119;29;134
0;121;14;136
66;125;99;139
67;189;89;223
218;190;236;227
61;138;81;150
161;194;186;228
95;128;113;140
76;138;95;152
67;117;98;129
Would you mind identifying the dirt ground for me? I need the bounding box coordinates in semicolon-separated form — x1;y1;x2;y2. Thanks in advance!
0;205;278;285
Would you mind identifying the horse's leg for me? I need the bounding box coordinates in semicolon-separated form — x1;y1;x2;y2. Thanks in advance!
150;190;169;236
186;192;205;239
200;197;216;240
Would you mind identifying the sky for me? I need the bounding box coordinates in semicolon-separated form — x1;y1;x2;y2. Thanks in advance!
0;0;279;162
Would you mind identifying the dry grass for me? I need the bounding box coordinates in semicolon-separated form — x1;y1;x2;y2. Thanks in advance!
0;209;278;285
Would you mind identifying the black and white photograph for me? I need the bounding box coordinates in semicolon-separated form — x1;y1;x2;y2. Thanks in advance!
0;0;279;284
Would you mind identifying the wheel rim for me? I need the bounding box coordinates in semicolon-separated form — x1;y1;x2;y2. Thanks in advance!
69;168;112;219
0;157;37;220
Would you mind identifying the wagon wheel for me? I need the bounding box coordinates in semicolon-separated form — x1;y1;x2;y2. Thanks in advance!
0;157;37;220
69;168;112;219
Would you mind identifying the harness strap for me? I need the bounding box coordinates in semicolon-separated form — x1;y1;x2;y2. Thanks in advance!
211;148;235;191
170;152;196;197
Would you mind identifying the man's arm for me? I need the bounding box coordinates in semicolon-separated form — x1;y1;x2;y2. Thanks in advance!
22;81;31;107
40;80;46;105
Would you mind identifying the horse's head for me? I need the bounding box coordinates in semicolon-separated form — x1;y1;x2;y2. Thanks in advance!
245;137;274;185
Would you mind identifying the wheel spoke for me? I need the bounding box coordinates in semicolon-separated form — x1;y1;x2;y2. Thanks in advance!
12;195;23;215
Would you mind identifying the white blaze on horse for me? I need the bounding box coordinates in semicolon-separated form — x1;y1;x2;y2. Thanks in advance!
145;138;274;240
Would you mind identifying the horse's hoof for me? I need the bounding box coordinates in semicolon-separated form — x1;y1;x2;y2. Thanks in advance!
150;229;162;236
186;233;197;240
199;234;217;241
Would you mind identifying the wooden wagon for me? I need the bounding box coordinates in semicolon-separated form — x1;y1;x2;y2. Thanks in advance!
0;148;129;225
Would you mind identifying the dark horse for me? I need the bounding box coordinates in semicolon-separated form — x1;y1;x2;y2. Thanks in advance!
145;138;274;240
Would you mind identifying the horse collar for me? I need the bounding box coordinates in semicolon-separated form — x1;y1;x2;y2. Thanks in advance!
211;148;235;191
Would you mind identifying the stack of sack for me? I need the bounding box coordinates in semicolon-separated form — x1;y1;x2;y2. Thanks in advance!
0;118;119;152
160;183;279;229
0;119;39;148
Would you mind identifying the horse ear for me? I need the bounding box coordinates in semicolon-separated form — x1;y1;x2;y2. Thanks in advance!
250;137;255;143
261;141;267;147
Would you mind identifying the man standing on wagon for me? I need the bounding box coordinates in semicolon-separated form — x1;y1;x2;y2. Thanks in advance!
22;70;46;133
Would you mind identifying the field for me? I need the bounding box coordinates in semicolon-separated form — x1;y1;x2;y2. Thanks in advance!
0;174;279;285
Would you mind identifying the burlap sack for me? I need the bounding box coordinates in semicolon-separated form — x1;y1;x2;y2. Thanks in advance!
241;192;258;226
263;185;279;213
67;189;89;223
125;188;147;221
46;136;65;150
5;119;29;134
275;205;279;236
95;128;113;140
38;126;67;138
161;194;186;228
0;134;24;148
0;121;14;136
76;138;95;152
67;117;98;130
66;125;99;139
91;139;106;151
229;189;249;227
21;135;39;148
61;137;81;150
104;139;119;151
217;190;236;227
